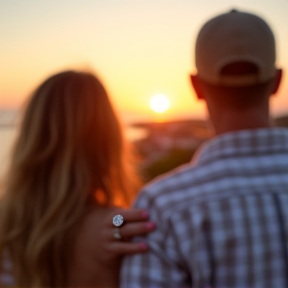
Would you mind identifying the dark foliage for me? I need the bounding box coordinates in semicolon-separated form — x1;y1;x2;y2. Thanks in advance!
142;148;196;182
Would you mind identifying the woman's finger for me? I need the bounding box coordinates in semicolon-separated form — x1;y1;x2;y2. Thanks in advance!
101;221;155;242
107;208;150;227
118;221;155;239
114;208;150;222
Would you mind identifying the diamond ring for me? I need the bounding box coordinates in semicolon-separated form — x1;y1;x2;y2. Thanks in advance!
113;214;124;227
114;228;122;240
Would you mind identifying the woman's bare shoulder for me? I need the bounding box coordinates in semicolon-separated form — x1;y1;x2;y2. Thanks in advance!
66;206;121;286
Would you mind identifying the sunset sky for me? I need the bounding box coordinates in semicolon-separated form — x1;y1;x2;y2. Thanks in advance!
1;0;288;123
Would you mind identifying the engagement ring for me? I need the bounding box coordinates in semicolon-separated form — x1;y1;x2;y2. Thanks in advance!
113;214;124;227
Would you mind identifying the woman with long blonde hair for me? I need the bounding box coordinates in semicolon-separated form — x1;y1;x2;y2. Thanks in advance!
0;70;154;287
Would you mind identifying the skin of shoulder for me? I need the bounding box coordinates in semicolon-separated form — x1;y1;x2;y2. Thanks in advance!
66;207;120;287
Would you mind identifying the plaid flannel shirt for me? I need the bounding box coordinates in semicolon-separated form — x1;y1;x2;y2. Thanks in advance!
121;128;288;288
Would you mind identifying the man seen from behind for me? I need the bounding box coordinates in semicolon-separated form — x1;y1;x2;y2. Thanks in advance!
121;9;288;288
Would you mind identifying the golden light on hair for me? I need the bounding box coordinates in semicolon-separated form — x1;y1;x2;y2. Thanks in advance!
94;189;107;206
0;70;141;287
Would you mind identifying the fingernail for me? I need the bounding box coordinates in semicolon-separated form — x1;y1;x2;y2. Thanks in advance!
139;243;148;251
146;222;155;230
141;211;149;219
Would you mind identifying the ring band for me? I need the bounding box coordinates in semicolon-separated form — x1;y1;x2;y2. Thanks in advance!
113;214;124;227
114;228;122;240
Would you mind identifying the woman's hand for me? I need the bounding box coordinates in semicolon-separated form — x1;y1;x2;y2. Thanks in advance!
74;207;155;267
67;208;155;286
100;208;155;256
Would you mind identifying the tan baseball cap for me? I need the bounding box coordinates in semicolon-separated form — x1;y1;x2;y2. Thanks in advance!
195;9;276;86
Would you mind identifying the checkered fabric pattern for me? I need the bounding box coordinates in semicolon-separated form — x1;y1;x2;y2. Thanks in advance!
121;128;288;288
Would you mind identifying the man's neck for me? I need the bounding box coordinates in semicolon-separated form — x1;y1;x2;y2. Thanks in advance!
211;109;271;135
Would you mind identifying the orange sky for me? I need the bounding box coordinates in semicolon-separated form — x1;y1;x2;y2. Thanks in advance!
1;0;288;123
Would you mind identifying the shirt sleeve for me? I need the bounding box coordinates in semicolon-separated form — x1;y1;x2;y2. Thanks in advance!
120;189;191;288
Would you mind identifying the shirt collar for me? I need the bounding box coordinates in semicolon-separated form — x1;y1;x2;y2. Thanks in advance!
194;128;288;166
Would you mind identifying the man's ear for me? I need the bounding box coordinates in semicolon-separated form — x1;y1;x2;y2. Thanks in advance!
190;74;205;100
271;68;282;95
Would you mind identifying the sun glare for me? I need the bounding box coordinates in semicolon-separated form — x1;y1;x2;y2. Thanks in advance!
150;94;170;113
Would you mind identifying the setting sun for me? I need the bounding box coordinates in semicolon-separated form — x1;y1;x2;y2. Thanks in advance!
150;94;170;113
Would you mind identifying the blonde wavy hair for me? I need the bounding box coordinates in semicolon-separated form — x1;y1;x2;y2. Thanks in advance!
0;70;140;287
